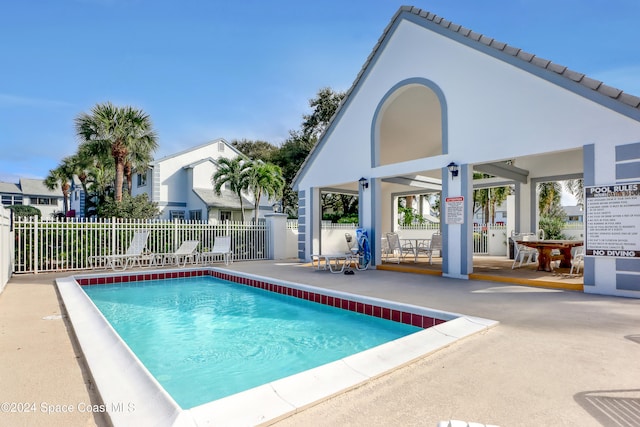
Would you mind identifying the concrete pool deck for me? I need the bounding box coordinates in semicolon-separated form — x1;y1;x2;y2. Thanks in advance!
1;261;639;426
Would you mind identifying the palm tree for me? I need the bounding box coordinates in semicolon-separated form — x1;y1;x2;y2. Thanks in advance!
537;181;562;215
75;102;158;203
246;161;285;223
69;147;96;217
212;157;251;222
124;133;158;196
564;178;584;207
76;140;116;216
44;156;76;215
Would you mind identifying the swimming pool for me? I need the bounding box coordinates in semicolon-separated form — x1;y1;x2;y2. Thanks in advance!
57;267;497;426
82;275;421;408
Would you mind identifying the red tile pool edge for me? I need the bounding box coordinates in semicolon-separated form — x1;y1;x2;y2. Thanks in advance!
77;269;445;329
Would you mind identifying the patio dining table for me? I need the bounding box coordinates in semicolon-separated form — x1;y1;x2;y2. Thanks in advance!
516;239;584;272
400;238;431;262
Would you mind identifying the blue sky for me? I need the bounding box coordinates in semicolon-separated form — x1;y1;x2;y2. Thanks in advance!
1;0;639;184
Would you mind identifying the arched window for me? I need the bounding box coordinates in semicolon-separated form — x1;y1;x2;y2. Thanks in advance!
374;79;446;166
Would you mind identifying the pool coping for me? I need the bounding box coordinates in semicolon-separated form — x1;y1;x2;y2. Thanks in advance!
56;267;498;427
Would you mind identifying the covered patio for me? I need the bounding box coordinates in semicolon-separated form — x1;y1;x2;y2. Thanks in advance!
293;6;639;297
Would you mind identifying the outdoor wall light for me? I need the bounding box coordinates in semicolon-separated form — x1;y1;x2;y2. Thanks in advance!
447;162;459;178
272;201;282;213
359;177;369;190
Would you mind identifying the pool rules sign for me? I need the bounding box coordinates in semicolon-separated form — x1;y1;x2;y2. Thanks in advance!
445;196;464;225
585;183;640;257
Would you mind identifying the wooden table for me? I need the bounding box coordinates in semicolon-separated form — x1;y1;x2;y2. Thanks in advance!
516;239;584;272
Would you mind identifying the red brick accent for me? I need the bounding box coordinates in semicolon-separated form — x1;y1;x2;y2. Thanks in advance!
76;269;445;329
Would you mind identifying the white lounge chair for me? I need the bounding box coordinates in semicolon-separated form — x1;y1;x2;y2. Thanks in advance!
201;236;233;266
88;230;150;271
311;253;353;273
160;240;200;267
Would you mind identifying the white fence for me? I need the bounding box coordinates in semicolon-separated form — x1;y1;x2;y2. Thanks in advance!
398;223;507;255
0;206;12;291
12;218;270;274
5;216;588;274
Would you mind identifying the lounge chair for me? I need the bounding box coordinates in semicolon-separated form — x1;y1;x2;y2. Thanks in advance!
88;230;150;271
200;236;233;266
311;253;353;273
160;240;200;267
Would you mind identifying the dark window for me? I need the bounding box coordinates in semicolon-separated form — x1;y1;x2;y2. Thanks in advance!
170;210;185;221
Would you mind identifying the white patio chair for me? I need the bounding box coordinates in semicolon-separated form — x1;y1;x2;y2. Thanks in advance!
88;230;150;271
345;233;359;256
381;236;391;262
416;233;442;264
161;240;200;267
511;239;537;269
570;246;584;275
200;236;233;266
385;232;414;263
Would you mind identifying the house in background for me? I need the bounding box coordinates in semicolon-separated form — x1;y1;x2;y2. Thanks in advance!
132;138;274;222
564;205;584;223
0;178;64;219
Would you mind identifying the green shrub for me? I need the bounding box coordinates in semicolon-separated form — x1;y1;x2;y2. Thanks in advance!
7;205;41;218
97;193;159;219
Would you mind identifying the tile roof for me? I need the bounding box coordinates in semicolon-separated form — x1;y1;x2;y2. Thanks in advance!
0;182;21;194
389;6;640;109
19;178;63;197
0;179;62;197
192;188;253;208
151;138;246;165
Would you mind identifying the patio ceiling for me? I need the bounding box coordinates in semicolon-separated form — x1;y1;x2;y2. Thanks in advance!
474;162;529;183
321;147;582;195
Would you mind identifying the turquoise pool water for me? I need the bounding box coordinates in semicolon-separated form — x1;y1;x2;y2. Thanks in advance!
83;276;420;409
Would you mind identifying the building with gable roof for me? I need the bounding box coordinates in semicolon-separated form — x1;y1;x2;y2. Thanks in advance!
131;138;274;222
293;6;640;297
0;178;64;219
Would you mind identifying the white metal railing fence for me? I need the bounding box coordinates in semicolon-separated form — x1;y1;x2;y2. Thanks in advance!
13;218;270;273
398;223;441;231
0;206;12;291
321;221;359;229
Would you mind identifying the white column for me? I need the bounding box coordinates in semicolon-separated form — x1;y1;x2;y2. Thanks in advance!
265;213;288;260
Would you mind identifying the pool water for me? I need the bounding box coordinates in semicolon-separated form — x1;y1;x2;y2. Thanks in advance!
83;276;421;409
